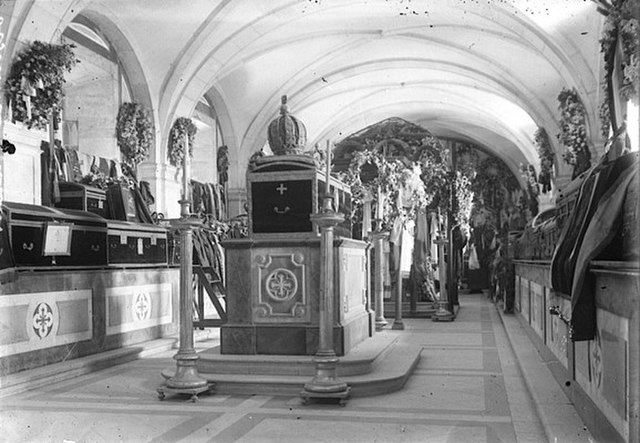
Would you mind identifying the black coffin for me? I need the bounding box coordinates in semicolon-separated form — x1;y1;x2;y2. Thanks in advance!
0;216;15;271
107;221;168;265
107;183;138;222
247;155;352;238
1;201;108;268
55;181;109;218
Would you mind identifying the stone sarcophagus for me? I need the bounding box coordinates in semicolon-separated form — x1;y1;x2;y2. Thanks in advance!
221;154;371;356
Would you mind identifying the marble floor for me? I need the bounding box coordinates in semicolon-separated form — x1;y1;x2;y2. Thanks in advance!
0;294;575;442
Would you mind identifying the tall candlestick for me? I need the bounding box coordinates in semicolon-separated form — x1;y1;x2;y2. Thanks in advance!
325;139;331;195
181;132;191;219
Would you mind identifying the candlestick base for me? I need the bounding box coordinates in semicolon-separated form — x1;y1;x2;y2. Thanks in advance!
432;300;454;322
300;355;351;406
375;316;388;331
392;319;405;330
158;353;213;401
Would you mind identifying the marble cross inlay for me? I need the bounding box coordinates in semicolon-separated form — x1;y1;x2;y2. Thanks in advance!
266;268;298;302
276;183;288;195
32;302;54;339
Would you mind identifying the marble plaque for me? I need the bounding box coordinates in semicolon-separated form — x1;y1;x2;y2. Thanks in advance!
0;289;92;357
253;252;308;322
105;283;172;335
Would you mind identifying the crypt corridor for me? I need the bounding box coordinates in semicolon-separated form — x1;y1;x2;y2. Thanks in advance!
0;1;639;442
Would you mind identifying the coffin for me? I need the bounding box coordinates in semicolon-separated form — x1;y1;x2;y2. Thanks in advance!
107;183;138;222
0;216;15;272
1;201;107;268
247;155;352;238
55;181;109;218
107;221;168;266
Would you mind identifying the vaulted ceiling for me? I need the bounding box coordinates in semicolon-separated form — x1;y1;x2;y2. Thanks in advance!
9;0;605;189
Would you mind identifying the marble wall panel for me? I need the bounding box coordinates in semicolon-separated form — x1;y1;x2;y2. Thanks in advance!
530;282;544;337
0;289;92;357
577;309;629;441
105;283;172;335
514;275;521;312
337;247;367;322
520;278;530;323
546;293;569;369
253;251;309;323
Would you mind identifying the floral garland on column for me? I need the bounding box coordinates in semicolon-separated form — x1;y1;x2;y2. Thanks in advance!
556;87;592;179
600;0;640;103
344;149;403;231
598;0;639;138
533;127;555;193
4;41;77;130
116;102;153;175
168;117;197;167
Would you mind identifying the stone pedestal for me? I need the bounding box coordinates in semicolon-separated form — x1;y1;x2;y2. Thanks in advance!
221;237;371;356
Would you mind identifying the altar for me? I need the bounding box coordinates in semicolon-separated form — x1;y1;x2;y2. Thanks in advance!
220;155;372;356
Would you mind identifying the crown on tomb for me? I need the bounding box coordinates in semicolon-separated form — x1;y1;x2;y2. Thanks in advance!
267;95;307;156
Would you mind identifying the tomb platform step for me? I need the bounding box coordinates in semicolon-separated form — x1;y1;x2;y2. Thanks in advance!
381;301;436;318
196;332;397;377
160;333;420;398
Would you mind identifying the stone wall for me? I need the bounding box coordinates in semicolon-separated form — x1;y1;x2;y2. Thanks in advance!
0;266;179;375
514;260;639;443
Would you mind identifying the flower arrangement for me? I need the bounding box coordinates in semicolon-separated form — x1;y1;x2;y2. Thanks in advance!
416;142;451;210
168;117;197;167
116;102;153;174
80;164;133;190
344;149;404;230
533;127;554;193
598;94;612;138
5;41;78;130
600;0;640;103
556;87;591;179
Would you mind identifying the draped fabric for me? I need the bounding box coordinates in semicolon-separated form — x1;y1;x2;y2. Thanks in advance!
551;152;638;341
40;141;60;206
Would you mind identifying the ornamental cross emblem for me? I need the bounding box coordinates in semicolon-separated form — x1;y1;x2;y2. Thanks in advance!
276;183;288;195
266;268;298;301
133;292;151;321
32;302;54;339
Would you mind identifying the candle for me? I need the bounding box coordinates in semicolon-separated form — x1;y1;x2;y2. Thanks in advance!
325;139;331;195
181;132;191;218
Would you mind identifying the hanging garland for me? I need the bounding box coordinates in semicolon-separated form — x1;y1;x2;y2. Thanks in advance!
4;41;78;130
533;127;554;193
416;142;450;211
598;0;639;137
116;102;153;173
598;94;612;138
168;117;197;167
557;87;592;179
344;149;403;230
600;0;640;103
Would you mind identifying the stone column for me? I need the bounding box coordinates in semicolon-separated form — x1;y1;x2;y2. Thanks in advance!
433;236;454;322
372;230;389;330
392;228;405;330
